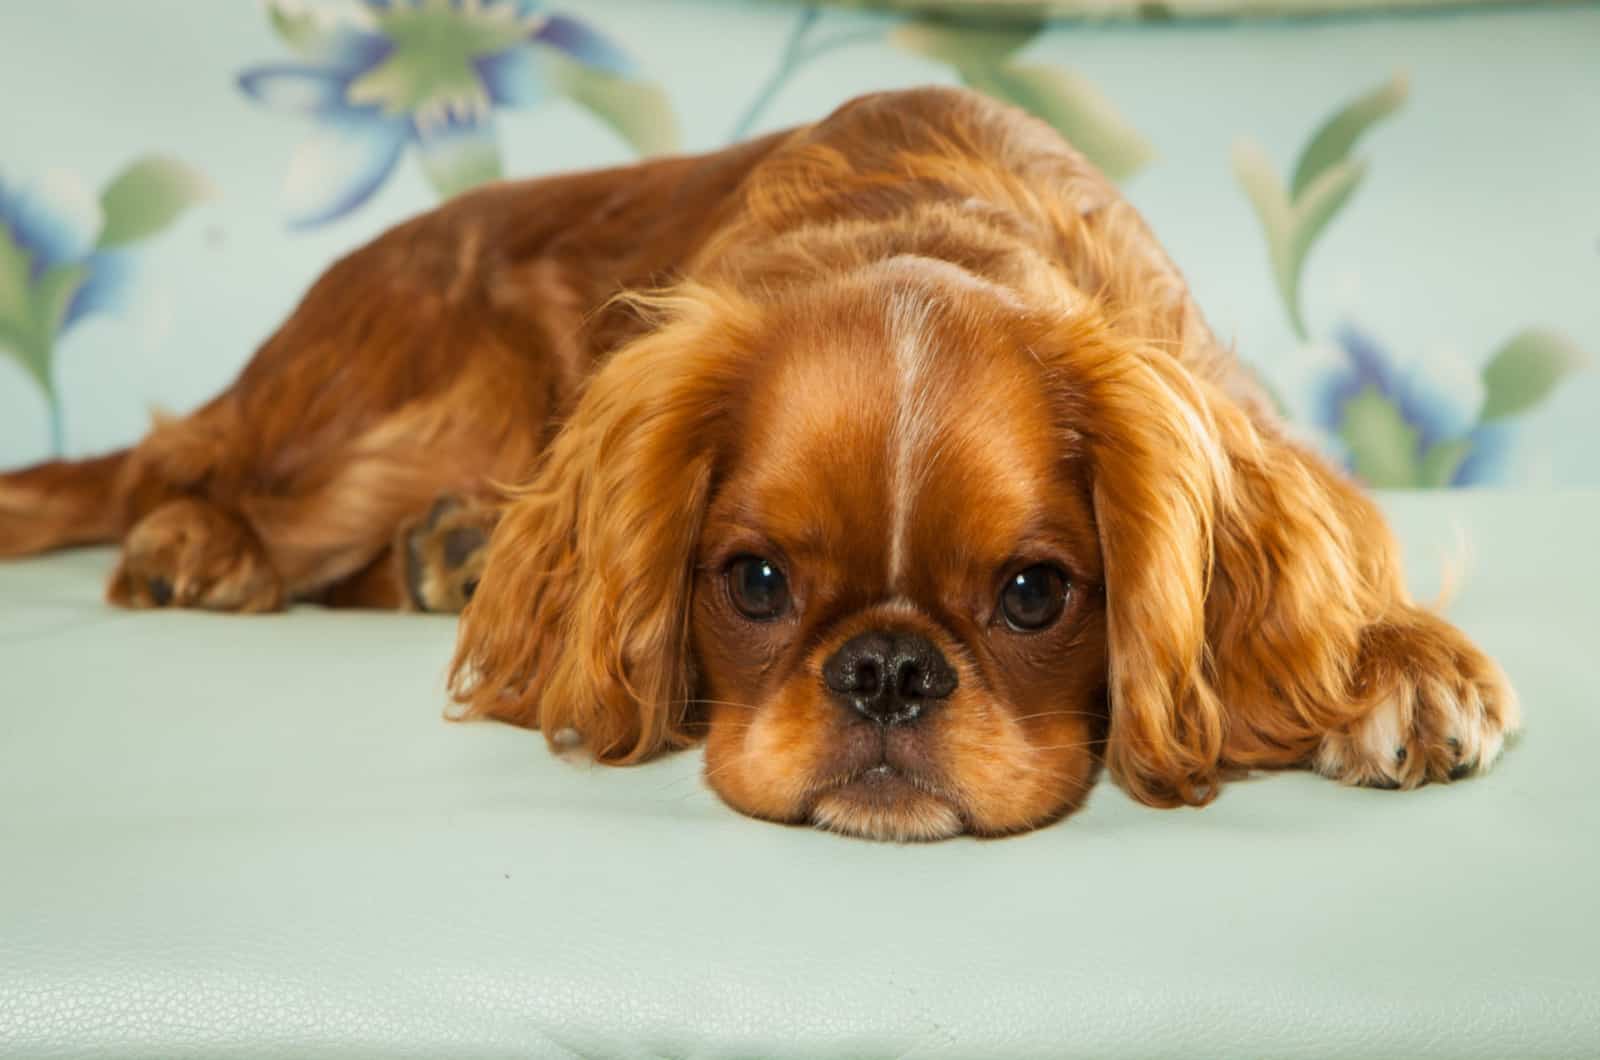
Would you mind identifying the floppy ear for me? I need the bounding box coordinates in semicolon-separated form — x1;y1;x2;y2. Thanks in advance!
448;285;755;763
1059;322;1233;807
1060;316;1397;806
1005;127;1410;802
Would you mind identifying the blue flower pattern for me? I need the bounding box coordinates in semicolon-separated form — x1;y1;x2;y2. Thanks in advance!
1;18;1585;479
238;0;639;228
1314;323;1509;487
1;160;207;454
0;174;134;334
1237;74;1585;488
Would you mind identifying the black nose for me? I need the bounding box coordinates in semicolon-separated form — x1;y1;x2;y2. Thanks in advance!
822;630;957;725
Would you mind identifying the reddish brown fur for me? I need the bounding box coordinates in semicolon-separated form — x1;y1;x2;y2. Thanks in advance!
0;88;1517;839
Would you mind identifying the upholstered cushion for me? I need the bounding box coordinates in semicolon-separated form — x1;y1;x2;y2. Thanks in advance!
1;490;1596;1057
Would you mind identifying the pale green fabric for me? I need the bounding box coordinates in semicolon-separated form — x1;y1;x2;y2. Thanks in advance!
1;491;1596;1056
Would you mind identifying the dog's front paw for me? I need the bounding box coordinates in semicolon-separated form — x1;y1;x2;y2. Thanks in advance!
1313;610;1521;789
400;495;497;613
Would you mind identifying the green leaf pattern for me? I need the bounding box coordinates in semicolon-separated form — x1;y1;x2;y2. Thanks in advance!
3;15;1586;483
961;62;1155;181
890;17;1154;181
548;55;681;159
1234;74;1407;342
1341;388;1420;489
97;157;213;249
1236;73;1587;488
1290;73;1409;199
1480;330;1589;423
730;9;1153;181
0;156;206;453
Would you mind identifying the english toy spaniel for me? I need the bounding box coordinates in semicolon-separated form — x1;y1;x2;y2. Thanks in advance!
0;88;1518;839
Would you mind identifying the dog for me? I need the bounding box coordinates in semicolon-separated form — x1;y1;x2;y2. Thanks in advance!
0;88;1518;840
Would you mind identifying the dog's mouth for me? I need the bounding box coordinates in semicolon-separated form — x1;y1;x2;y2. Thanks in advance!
808;762;966;842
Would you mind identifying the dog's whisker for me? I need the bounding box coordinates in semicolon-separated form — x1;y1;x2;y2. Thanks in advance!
687;698;762;711
1009;708;1104;724
1025;741;1101;754
697;756;750;787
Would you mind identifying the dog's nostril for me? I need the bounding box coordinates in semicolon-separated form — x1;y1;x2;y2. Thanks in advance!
895;658;921;699
823;632;890;695
896;647;957;700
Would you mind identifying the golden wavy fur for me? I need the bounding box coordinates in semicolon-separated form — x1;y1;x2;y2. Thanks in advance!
0;88;1518;839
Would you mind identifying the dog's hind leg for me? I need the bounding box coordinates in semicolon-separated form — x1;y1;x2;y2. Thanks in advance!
109;496;284;611
110;453;478;614
0;451;130;557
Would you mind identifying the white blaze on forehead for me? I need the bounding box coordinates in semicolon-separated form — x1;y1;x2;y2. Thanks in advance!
886;287;940;589
872;255;1032;590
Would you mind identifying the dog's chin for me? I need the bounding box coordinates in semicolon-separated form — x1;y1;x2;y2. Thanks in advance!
809;766;965;842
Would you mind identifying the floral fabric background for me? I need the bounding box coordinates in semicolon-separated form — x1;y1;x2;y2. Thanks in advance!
1;0;1595;487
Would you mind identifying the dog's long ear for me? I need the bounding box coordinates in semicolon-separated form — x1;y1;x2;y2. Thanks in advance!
1008;122;1401;803
1053;320;1233;807
449;285;756;763
1052;311;1397;807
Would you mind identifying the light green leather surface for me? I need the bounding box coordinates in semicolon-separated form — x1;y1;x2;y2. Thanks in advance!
2;491;1597;1058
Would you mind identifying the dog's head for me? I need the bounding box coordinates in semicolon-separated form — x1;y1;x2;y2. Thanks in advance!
451;254;1269;840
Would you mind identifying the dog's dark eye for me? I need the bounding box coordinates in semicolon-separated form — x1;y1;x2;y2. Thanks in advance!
461;577;479;602
726;555;790;621
1000;565;1069;631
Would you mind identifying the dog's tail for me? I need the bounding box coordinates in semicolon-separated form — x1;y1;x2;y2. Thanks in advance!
0;449;130;557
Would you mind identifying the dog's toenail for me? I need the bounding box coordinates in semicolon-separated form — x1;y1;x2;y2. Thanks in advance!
1369;776;1401;790
1448;761;1475;781
148;577;173;607
1394;747;1408;764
